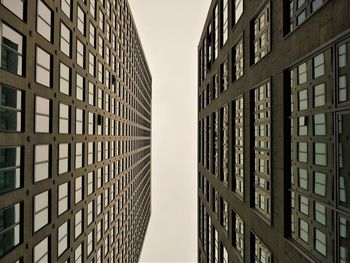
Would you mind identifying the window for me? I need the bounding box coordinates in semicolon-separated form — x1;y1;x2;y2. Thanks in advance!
339;216;347;238
89;52;95;76
1;0;24;19
105;117;109;135
104;189;109;208
59;62;71;95
60;22;71;57
106;47;110;66
312;0;324;11
75;142;83;169
76;39;85;68
0;22;24;75
58;143;69;174
87;230;94;256
89;23;96;47
314;172;326;196
33;237;49;263
298;1;306;9
59;103;70;134
97;115;102;136
87;172;94;195
340;174;347;203
222;0;228;45
298;89;308;110
97;194;102;215
254;235;272;263
298;168;308;190
213;227;219;263
0;203;21;258
298;116;307;136
314;113;326;135
35;96;50;133
75;108;83;135
75;243;83;263
299;195;309;215
35;46;51;87
315;229;326;256
75;176;83;204
233;38;244;81
0;146;21;194
87;200;94;225
88;82;95;105
77;5;85;35
111;55;116;73
221;244;228;263
314;142;327;166
298;142;307;162
0;85;22;132
213;188;219;216
58;221;68;257
214;4;218;59
288;0;326;34
289;49;332;259
297;10;306;26
313;53;325;78
96;220;102;241
76;73;84;101
105;71;110;93
61;0;71;19
99;9;104;31
34;191;49;232
58;182;69;215
37;0;52;42
253;3;270;64
74;210;83;239
88;112;94;135
234;96;244;196
220;59;228;92
340;246;348;263
298;63;307;84
98;62;104;83
314;83;326;107
234;213;244;257
338;75;347;102
89;0;96;18
97;88;103;109
111;98;115;115
103;165;108;184
98;35;104;57
299;219;309;243
34;145;50;182
221;105;228;185
220;198;228;232
253;82;271;218
234;0;243;24
315;202;326;225
338;44;347;68
96;247;102;263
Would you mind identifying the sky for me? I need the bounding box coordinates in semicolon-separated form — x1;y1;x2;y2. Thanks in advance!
127;0;211;262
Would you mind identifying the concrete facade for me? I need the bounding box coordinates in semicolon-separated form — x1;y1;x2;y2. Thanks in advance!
0;0;151;262
198;0;350;262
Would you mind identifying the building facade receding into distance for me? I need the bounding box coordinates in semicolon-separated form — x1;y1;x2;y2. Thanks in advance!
198;0;350;262
0;0;152;262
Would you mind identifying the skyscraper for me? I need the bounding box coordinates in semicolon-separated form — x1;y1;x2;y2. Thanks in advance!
0;0;151;262
198;0;350;262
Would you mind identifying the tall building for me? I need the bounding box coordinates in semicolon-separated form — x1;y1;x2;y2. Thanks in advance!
198;0;350;262
0;0;151;262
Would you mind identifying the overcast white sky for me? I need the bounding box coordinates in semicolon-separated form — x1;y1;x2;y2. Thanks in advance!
127;0;211;262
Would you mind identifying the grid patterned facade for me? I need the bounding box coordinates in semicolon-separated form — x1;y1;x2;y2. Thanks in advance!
0;0;152;263
198;0;350;262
